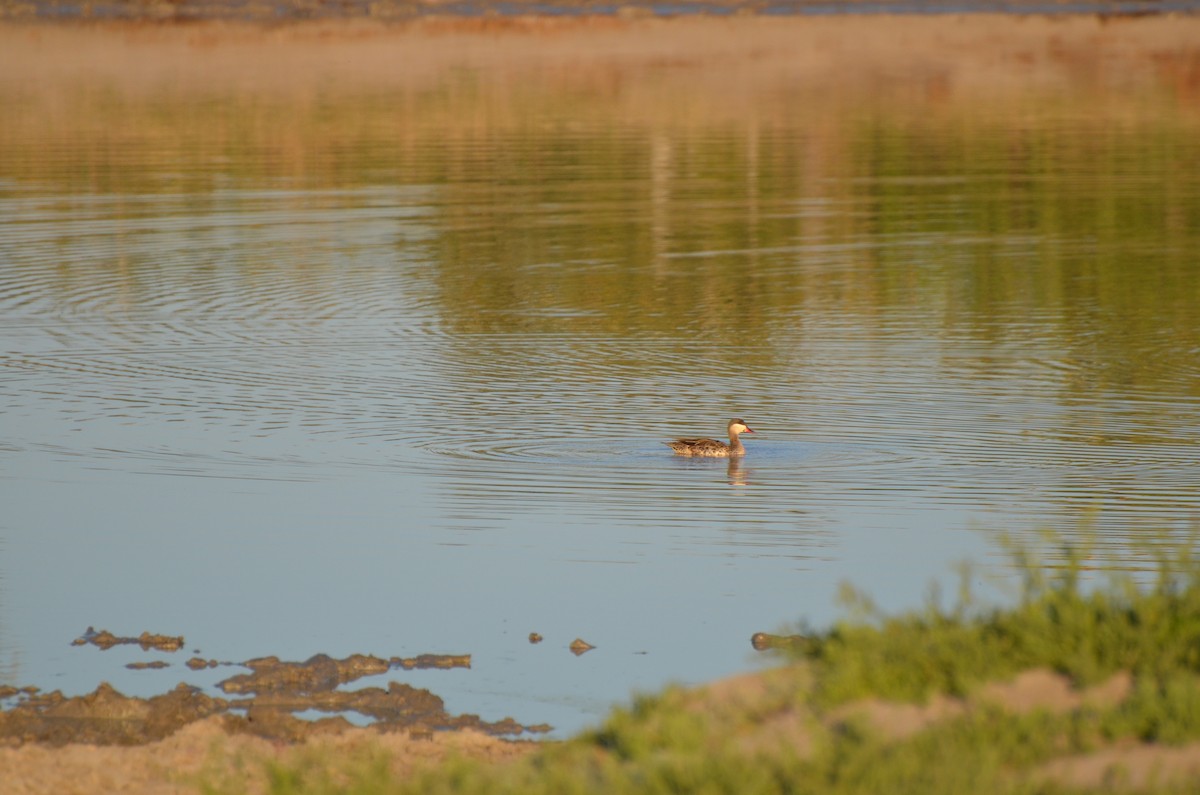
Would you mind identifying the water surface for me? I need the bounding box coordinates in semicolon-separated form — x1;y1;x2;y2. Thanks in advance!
1;17;1199;734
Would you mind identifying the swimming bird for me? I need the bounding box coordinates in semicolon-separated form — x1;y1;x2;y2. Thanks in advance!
666;418;755;457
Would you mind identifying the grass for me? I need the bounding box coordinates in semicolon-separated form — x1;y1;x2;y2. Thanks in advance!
213;529;1200;795
803;529;1200;707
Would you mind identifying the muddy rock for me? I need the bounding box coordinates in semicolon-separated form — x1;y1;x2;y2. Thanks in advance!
227;681;446;723
0;683;228;747
3;643;549;747
72;628;185;653
226;681;550;739
750;632;808;652
0;674;549;746
229;706;357;742
392;653;471;670
218;653;390;694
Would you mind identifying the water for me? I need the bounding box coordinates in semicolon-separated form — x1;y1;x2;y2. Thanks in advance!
1;17;1199;735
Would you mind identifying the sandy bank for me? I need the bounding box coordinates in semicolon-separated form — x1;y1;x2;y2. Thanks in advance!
1;716;538;795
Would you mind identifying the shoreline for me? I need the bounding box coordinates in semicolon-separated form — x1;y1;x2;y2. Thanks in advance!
2;0;1197;25
5;13;1199;106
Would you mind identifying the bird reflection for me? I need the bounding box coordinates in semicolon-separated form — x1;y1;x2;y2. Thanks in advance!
727;456;748;486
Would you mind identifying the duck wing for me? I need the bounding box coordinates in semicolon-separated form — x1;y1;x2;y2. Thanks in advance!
666;437;724;455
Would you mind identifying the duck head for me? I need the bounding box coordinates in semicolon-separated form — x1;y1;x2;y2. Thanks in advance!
728;418;754;435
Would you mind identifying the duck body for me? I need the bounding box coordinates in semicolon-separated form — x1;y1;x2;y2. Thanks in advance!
667;419;755;457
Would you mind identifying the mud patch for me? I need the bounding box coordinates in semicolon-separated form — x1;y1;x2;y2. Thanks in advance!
126;661;171;671
395;653;472;670
568;638;595;656
0;683;226;747
72;627;185;653
216;654;394;694
1;648;547;747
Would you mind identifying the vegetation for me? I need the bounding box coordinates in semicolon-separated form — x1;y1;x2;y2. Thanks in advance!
212;530;1200;794
805;530;1200;706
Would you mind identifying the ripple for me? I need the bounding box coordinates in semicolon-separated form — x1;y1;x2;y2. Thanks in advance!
418;433;909;477
3;183;1199;545
0;187;437;328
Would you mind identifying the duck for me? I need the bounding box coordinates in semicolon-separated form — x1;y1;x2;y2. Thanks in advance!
666;418;755;457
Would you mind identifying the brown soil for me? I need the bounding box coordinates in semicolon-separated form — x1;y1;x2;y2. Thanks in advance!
0;716;538;795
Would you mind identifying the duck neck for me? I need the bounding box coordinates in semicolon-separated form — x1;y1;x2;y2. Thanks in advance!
727;431;745;456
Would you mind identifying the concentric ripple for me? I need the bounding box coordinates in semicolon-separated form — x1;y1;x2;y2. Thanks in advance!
3;183;1198;549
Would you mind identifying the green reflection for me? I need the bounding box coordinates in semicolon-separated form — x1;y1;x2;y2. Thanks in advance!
1;20;1198;397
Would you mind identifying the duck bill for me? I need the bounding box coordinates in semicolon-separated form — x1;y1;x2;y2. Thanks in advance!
744;426;755;434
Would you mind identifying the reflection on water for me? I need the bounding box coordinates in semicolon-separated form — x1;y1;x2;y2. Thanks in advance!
1;17;1199;734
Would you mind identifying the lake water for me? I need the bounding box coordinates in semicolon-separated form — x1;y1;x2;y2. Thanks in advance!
1;17;1198;735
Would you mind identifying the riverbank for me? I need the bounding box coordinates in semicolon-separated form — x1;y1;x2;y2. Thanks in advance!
4;12;1198;160
1;719;537;795
5;12;1198;97
3;0;1196;23
8;534;1200;794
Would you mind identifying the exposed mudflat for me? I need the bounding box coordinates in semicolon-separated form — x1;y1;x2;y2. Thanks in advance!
1;631;547;793
1;640;547;747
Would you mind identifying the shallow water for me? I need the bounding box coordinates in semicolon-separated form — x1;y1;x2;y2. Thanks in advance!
1;18;1199;734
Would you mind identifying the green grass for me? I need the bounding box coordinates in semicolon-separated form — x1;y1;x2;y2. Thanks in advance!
218;529;1200;795
801;530;1200;707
